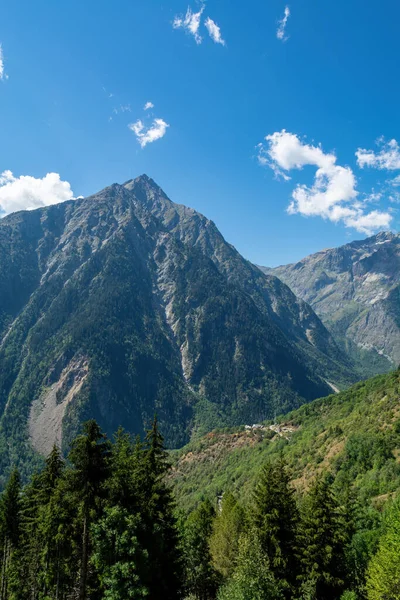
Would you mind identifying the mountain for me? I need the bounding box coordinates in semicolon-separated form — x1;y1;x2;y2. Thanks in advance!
0;175;356;476
260;231;400;377
171;368;400;512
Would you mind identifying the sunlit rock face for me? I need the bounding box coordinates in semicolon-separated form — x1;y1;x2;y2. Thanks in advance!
261;231;400;374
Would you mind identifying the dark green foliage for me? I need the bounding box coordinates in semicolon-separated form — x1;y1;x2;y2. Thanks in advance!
0;419;185;600
181;499;218;600
0;469;21;548
298;476;348;600
0;468;21;600
343;433;393;478
209;493;245;581
67;420;111;600
140;418;183;600
216;531;283;600
100;422;183;600
252;457;299;596
4;416;400;600
91;506;148;600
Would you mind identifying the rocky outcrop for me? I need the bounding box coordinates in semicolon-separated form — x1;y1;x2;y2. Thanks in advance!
260;231;400;374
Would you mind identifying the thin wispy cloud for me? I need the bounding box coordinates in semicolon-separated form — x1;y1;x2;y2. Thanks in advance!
356;138;400;171
102;86;114;98
204;17;225;45
0;171;75;216
113;104;131;115
129;118;169;148
0;44;7;81
389;191;400;203
173;4;226;46
257;130;392;235
144;101;154;111
277;6;290;41
173;4;205;44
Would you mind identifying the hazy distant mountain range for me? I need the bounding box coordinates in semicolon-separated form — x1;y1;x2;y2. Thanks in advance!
0;175;357;474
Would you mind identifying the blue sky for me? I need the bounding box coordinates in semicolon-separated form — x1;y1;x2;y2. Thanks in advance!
1;0;400;266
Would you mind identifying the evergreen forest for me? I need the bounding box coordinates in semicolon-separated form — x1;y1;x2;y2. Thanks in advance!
0;417;399;600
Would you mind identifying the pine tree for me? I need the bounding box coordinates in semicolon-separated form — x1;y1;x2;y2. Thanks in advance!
13;472;43;600
68;420;111;600
41;444;65;500
182;499;218;600
93;428;149;599
252;457;299;596
107;428;136;507
107;429;147;515
39;463;78;599
16;445;70;600
16;471;49;600
91;505;149;599
140;417;183;600
0;468;21;600
217;531;282;600
209;493;245;580
338;479;379;597
299;475;347;600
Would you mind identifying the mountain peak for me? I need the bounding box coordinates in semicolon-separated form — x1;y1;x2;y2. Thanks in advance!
0;175;356;469
266;230;400;374
122;174;173;214
371;230;396;243
123;174;160;191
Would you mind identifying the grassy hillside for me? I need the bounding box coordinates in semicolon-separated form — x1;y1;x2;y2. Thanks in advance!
171;369;400;511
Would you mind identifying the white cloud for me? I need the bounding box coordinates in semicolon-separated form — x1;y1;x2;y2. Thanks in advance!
363;191;383;203
129;118;169;148
204;17;225;45
144;101;154;111
112;104;131;115
0;171;74;216
356;138;400;170
277;6;290;41
389;191;400;203
344;210;392;233
258;130;392;235
102;87;114;98
173;5;205;44
0;44;7;81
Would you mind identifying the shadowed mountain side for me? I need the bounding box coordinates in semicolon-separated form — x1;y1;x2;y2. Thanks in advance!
0;175;357;479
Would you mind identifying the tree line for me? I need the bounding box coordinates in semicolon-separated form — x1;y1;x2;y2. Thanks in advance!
0;419;398;599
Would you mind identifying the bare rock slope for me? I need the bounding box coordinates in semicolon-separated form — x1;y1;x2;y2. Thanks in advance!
260;232;400;375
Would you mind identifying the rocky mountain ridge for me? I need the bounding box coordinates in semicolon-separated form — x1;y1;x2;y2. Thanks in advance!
0;175;356;476
260;231;400;375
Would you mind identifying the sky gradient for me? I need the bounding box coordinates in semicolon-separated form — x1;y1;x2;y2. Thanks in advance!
1;0;400;266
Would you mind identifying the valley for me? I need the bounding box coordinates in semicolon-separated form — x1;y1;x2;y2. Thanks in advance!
0;178;399;600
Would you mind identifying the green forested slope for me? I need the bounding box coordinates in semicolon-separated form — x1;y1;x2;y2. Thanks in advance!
171;369;400;511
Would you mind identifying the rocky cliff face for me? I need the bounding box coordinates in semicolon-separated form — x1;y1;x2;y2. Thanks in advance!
0;175;356;474
260;232;400;375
